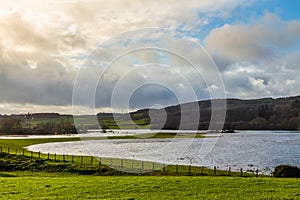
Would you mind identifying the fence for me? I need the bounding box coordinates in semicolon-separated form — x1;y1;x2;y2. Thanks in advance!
0;146;263;177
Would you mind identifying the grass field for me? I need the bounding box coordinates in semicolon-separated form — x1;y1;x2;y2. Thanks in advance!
0;174;299;199
107;132;207;139
0;138;80;150
23;114;151;130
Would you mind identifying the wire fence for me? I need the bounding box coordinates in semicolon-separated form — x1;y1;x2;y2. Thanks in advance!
0;145;265;177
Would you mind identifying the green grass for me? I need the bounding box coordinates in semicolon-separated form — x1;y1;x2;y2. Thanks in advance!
99;116;150;129
22;116;75;128
105;132;206;139
0;138;80;150
18;114;151;130
0;175;299;199
1;151;254;177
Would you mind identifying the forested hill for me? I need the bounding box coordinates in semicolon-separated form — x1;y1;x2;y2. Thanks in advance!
125;95;300;130
1;95;300;134
222;96;300;130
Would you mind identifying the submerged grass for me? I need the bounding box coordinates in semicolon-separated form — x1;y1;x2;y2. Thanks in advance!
106;132;207;139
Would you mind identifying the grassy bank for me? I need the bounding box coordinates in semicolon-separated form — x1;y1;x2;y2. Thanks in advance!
0;137;80;150
0;151;256;177
0;174;299;199
106;132;207;139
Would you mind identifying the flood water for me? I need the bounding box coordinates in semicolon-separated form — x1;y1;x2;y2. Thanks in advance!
26;130;300;174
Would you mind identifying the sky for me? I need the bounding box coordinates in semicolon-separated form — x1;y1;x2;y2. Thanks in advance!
0;0;299;114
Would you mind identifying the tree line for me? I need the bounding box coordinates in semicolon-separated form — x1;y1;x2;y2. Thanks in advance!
0;114;77;135
131;96;300;130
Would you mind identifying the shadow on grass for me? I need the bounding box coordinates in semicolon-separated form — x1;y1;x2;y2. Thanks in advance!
0;172;16;177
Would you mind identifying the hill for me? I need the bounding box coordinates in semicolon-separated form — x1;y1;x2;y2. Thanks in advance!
98;95;300;130
1;95;300;134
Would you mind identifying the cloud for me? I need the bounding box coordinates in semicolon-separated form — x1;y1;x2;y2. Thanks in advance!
1;1;300;114
205;13;300;66
222;59;300;99
0;13;77;107
204;13;300;99
284;52;300;70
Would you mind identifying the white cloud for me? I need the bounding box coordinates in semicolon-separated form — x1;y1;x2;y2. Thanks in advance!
204;13;300;99
205;13;300;65
1;1;300;114
222;59;300;99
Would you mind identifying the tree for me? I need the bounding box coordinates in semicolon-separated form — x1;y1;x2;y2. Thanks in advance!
0;117;23;134
288;117;300;130
273;165;300;178
292;100;300;109
249;117;268;129
33;122;55;134
53;120;77;134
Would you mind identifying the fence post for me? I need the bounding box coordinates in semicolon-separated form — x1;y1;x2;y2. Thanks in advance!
256;169;259;177
54;153;56;161
63;154;65;162
188;165;191;174
15;149;17;155
90;156;93;165
30;151;33;158
240;168;243;177
99;158;101;165
22;149;25;156
152;162;155;170
176;164;178;173
201;166;204;175
47;153;50;160
71;155;74;163
163;164;166;172
38;152;41;159
214;166;216;175
228;167;231;176
8;147;10;154
81;156;83;164
0;146;2;153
